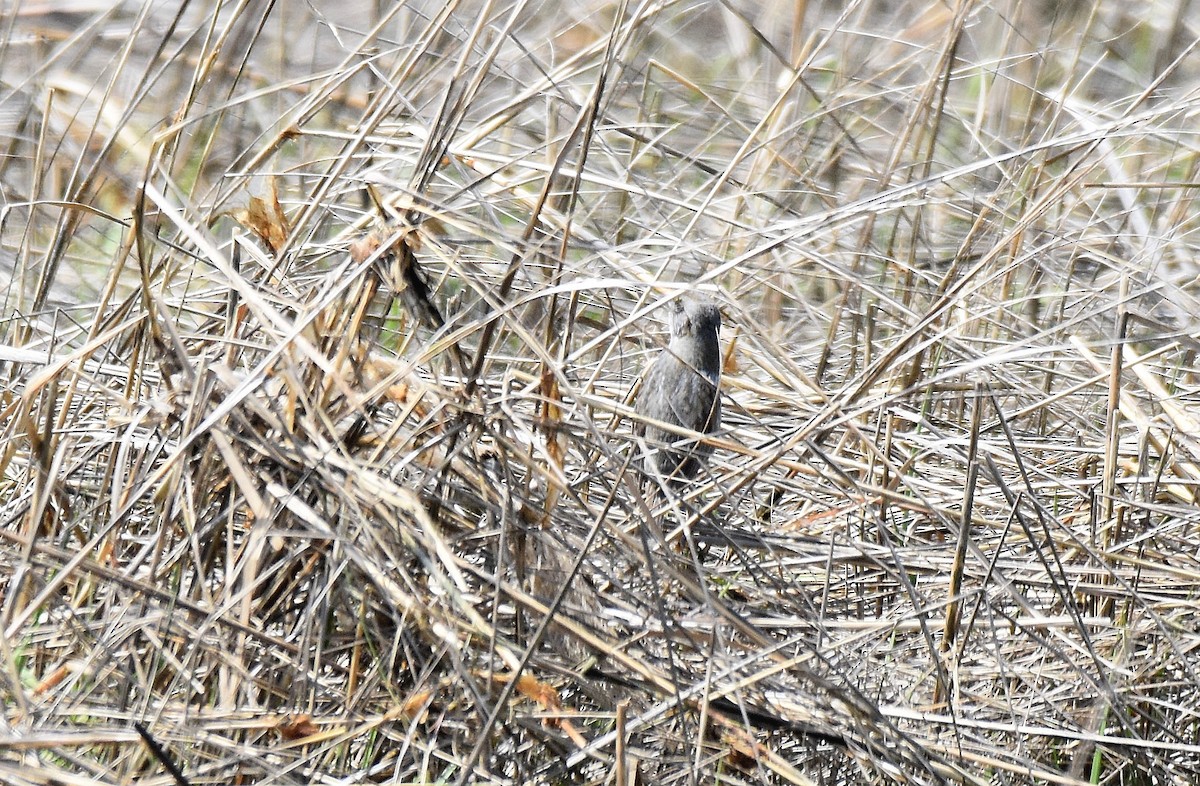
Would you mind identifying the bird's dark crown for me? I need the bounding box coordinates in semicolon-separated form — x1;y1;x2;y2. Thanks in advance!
669;296;721;338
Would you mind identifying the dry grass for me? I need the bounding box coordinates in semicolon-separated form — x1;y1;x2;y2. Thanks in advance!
3;1;1200;784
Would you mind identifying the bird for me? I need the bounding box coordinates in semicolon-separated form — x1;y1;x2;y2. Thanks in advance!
634;296;722;487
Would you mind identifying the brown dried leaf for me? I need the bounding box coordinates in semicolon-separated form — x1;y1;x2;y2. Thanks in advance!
349;233;383;264
235;177;290;254
400;689;434;719
514;673;563;712
275;714;320;741
722;329;738;374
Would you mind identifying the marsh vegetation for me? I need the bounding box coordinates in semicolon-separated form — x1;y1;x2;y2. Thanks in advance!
3;2;1200;783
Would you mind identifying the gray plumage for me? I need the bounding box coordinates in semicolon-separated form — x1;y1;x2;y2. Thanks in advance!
634;297;722;485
